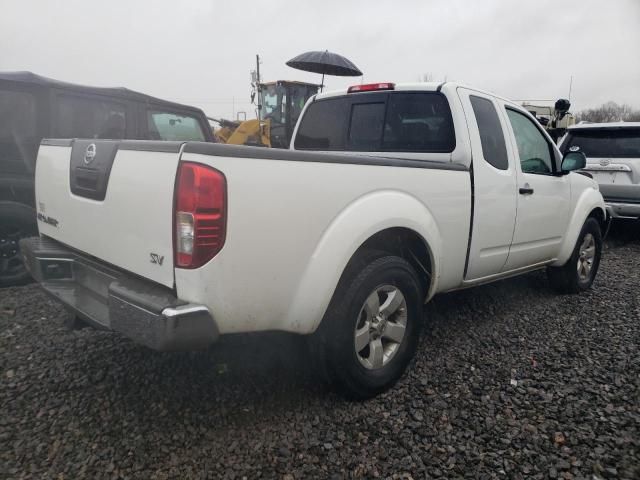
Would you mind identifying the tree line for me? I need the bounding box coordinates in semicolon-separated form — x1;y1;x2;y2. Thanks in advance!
576;102;640;123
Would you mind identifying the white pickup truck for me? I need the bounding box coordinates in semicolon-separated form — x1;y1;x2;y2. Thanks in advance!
22;82;606;399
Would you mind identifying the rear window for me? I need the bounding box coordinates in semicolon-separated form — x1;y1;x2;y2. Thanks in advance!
0;90;38;174
349;103;385;149
564;129;640;158
147;111;206;141
293;98;348;149
295;92;455;152
55;94;127;139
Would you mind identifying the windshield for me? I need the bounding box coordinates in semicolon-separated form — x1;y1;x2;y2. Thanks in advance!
260;84;286;126
565;128;640;158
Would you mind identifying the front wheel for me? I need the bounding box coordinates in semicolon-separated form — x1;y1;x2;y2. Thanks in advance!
547;217;602;294
312;253;423;400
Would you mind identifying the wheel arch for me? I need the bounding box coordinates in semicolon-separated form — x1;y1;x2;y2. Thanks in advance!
587;205;608;233
553;187;607;266
283;190;441;334
347;227;435;301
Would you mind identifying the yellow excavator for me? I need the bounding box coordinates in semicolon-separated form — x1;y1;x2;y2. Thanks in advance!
211;80;319;148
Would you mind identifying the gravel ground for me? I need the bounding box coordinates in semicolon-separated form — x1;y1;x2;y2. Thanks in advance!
1;226;639;479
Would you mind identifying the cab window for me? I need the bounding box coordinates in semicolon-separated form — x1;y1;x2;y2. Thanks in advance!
382;93;455;152
348;103;385;149
146;111;205;141
55;94;127;139
294;98;348;149
506;108;555;174
470;95;508;170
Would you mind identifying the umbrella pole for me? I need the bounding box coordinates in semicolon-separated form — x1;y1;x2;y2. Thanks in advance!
320;73;324;92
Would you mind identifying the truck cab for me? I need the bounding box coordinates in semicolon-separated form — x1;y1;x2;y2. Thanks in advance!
260;80;319;148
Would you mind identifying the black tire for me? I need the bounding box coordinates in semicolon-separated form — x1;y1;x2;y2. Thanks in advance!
311;252;423;400
547;217;602;294
0;202;37;287
63;311;90;330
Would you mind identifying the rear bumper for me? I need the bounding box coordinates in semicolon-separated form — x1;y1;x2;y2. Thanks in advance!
20;236;219;351
599;184;640;219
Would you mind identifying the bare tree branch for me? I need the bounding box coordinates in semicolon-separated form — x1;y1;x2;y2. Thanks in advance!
577;102;640;123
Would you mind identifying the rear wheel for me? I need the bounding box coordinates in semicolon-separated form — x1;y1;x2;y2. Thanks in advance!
312;253;423;400
0;202;37;287
547;217;602;293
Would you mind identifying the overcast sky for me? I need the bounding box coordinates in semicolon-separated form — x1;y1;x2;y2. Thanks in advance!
1;0;638;119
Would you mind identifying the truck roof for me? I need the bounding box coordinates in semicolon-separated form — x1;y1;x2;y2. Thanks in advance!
0;71;204;113
262;80;320;88
568;121;640;131
315;81;521;108
315;81;442;100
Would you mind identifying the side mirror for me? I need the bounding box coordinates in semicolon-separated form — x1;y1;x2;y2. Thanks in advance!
561;150;586;173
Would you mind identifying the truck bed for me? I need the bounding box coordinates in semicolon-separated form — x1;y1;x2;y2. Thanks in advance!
32;140;472;339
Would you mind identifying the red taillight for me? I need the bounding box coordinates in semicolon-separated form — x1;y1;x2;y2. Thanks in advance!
347;82;395;93
174;162;226;269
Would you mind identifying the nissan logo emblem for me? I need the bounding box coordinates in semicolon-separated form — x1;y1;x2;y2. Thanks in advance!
84;143;97;165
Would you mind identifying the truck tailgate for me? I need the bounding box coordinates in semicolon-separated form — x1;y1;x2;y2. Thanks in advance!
35;140;182;288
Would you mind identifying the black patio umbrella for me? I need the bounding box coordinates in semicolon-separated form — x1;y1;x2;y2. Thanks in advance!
286;50;362;91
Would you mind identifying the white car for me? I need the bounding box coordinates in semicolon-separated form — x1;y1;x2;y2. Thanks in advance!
21;82;606;399
560;122;640;219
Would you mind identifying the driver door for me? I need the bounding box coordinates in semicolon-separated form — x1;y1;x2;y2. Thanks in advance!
501;105;571;269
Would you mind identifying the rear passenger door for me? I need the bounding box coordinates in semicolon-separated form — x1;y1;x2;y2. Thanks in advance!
500;105;571;269
457;88;518;280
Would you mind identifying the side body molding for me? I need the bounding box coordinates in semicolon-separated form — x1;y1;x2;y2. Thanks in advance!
283;190;442;334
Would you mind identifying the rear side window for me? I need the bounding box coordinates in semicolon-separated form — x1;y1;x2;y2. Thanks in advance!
294;98;348;149
295;92;455;152
564;129;640;158
146;111;206;141
0;90;38;174
470;95;508;170
55;95;127;139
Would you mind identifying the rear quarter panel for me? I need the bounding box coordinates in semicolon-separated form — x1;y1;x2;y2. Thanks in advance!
174;152;471;335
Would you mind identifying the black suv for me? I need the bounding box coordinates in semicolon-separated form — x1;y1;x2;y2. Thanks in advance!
0;71;214;286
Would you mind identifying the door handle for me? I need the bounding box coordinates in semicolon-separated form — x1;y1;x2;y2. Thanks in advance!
519;186;534;195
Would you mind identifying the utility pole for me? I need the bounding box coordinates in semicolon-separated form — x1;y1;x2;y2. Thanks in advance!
256;54;262;122
568;75;573;102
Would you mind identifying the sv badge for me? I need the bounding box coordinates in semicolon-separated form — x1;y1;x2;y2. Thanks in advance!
150;253;165;266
